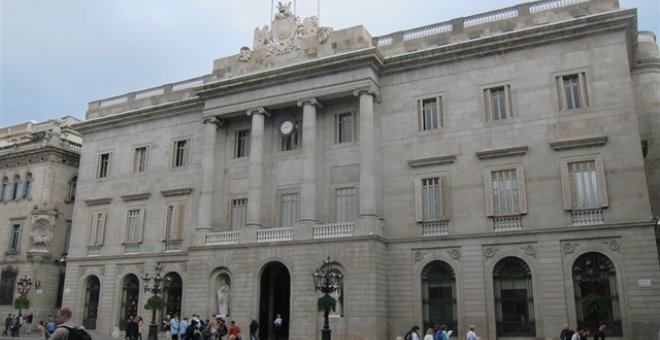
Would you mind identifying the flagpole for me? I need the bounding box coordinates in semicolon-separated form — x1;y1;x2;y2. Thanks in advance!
270;0;274;21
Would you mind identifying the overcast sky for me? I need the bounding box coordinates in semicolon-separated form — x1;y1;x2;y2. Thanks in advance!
1;0;658;127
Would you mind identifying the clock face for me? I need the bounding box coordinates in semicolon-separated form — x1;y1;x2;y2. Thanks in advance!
280;120;294;135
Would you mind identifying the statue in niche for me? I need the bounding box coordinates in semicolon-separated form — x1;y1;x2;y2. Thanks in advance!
30;218;53;249
217;276;230;316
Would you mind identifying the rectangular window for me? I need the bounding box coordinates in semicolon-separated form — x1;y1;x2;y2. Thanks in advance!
88;212;106;246
8;224;21;252
569;160;600;209
0;270;16;305
163;203;185;240
281;123;300;151
280;193;300;228
422;178;443;220
64;220;72;254
557;73;588;110
97;153;110;178
235;130;251;158
336;113;354;144
0;182;7;201
484;167;527;217
419;97;442;131
172;140;188;167
484;85;512;121
124;209;144;244
335;187;356;223
230;198;248;229
133;147;148;173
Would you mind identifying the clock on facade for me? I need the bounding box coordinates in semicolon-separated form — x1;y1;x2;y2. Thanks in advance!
280;120;295;136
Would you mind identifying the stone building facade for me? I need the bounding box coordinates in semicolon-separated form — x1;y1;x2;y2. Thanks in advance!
64;1;660;339
0;117;81;321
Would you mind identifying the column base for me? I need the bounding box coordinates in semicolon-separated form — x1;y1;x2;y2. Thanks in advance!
356;215;383;236
240;225;260;243
294;220;316;240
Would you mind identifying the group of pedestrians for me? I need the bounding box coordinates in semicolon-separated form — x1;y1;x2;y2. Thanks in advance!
147;314;260;340
403;324;479;340
560;322;607;340
2;311;34;336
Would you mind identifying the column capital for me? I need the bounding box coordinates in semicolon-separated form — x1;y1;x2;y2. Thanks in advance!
296;98;322;108
203;116;224;128
353;86;381;102
246;107;271;118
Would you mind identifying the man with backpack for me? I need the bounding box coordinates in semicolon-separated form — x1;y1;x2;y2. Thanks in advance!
38;307;92;340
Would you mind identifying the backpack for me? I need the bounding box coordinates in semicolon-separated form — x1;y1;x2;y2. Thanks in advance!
58;325;93;340
404;330;413;340
45;320;57;333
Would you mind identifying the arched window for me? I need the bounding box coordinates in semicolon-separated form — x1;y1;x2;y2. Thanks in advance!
11;175;21;200
22;173;32;199
0;266;18;305
572;252;622;336
83;276;100;330
0;177;8;201
493;257;535;337
68;176;77;202
422;261;456;333
119;275;140;330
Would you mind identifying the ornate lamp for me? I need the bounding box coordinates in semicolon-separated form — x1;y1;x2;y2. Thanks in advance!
313;256;343;340
15;276;32;315
143;263;164;340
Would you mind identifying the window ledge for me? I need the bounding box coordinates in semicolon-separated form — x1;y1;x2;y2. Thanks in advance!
121;193;151;202
476;145;528;159
550;136;607;151
4;250;19;255
408;155;456;168
84;197;113;206
160;188;193;197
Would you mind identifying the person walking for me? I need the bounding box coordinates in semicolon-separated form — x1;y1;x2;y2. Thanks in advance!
36;308;75;340
249;319;259;340
593;323;606;340
466;325;480;340
273;314;283;340
126;316;139;340
3;314;12;336
169;315;180;340
404;325;421;340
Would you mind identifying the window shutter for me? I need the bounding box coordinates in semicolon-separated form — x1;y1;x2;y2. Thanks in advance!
417;100;423;131
556;76;565;111
484;171;494;217
176;203;185;239
504;85;513;118
161;207;169;241
98;213;106;246
595;157;609;207
414;178;423;222
121;211;128;245
484;89;492;121
516;167;528;214
89;214;97;246
440;176;451;220
560;161;572;210
137;209;145;243
579;73;589;107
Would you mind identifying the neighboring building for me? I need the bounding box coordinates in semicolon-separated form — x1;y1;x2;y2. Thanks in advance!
65;0;660;339
0;117;81;321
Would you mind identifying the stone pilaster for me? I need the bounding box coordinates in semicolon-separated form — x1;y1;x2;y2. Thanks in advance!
297;98;321;223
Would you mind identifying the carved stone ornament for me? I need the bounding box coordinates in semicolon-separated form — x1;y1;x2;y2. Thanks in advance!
484;247;497;258
447;249;461;260
238;47;252;62
606;239;621;251
523;245;536;257
563;242;577;254
30;218;53;249
414;251;426;262
251;2;333;57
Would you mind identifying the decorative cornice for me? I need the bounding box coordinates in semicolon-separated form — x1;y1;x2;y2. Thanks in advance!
121;193;151;202
203;116;224;128
84;198;113;206
476;146;528;160
296;98;321;108
0;145;80;168
246;107;271;118
160;188;193;197
549;136;608;151
408;154;457;168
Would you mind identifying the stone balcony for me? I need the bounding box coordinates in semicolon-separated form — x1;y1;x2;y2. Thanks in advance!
204;222;356;246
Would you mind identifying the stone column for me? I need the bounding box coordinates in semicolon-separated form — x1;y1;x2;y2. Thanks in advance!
297;98;321;224
354;88;381;235
246;107;270;229
197;116;221;231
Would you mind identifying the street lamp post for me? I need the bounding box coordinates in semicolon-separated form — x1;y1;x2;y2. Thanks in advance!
143;263;164;340
312;256;343;340
16;275;32;316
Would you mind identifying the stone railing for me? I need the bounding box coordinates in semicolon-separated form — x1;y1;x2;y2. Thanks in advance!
571;209;603;226
493;215;523;231
638;31;656;43
422;221;449;236
86;246;101;256
257;227;294;242
68;143;82;152
403;22;453;41
313;223;354;239
124;243;140;254
529;0;590;13
164;240;183;252
464;7;519;27
0;140;44;156
373;0;613;48
206;231;239;245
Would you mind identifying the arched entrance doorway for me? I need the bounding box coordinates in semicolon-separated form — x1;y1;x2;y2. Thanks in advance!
422;261;457;334
83;276;100;330
163;272;183;320
119;274;140;330
259;262;290;340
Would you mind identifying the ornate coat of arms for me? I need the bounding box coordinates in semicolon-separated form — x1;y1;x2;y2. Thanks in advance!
241;1;333;60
